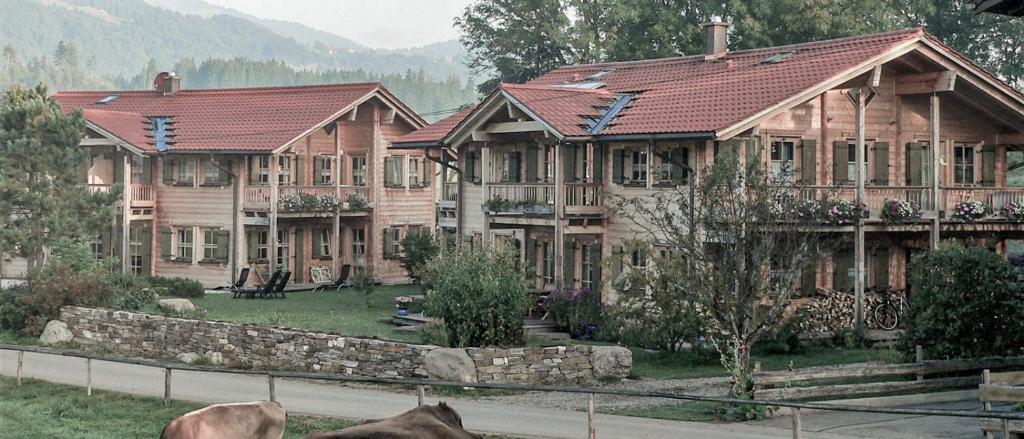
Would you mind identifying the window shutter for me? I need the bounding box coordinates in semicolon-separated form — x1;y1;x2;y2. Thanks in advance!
217;158;231;185
141;157;152;183
906;143;924;186
872;249;890;289
982;144;996;187
872;142;889;185
745;139;760;165
114;155;124;184
669;148;687;184
612;150;624;184
215;230;230;261
464;153;475;182
564;145;577;183
383;228;394;258
800;139;816;185
159;227;173;261
510;152;521;182
113;227;123;259
294;155;304;185
833;141;848;184
563;240;575;287
384;157;395;186
139;226;152;272
421;160;431;187
162;159;174;185
590;242;602;290
248;157;260;185
832;253;851;292
592;144;604;183
526;146;538;182
247;231;258;262
312;229;323;258
800;262;817;296
313;157;324;185
611;245;624;286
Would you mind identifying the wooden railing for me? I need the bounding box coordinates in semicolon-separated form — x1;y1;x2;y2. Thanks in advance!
244;185;372;212
441;182;458;203
942;187;1024;212
794;186;933;211
85;184;113;194
279;185;337;199
129;184;153;207
564;182;604;214
244;186;271;210
487;183;555;205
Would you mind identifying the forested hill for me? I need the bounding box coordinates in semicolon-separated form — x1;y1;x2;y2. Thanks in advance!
0;0;477;119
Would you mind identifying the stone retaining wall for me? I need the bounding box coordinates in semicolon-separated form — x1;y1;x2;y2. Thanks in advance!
58;306;631;384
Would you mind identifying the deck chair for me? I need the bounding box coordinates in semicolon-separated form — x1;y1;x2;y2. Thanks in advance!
314;264;351;292
230;268;251;298
243;270;280;299
267;271;291;299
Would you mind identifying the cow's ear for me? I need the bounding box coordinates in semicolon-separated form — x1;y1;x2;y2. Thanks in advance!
439;401;448;408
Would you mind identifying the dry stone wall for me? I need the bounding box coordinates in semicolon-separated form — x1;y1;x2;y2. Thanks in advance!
58;306;630;384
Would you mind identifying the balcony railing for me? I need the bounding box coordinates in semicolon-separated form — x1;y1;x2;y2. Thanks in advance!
796;186;933;211
129;183;153;207
244;185;372;212
441;182;458;203
487;183;555;205
244;186;271;210
86;184;113;194
943;187;1024;212
564;182;604;214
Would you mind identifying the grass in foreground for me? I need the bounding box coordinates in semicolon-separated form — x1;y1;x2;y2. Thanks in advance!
144;284;423;342
0;376;356;439
630;346;892;380
604;401;724;422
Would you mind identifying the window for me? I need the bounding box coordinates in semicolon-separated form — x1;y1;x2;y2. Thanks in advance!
176;158;195;186
543;146;555;182
278;156;292;185
846;142;870;183
351;156;367;186
630;150;648;183
384;156;404;187
128;228;143;274
90;234;104;260
251;156;270;184
499;152;521;183
770;141;795;182
202;161;222;186
351;228;366;267
248;230;268;261
315;156;333;185
203;229;218;260
276;229;289;272
131;155;148;184
313;228;331;258
383;226;402;258
954;145;975;185
177;228;193;261
580;243;593;290
541;240;555;284
465;150;482;183
408;157;421;186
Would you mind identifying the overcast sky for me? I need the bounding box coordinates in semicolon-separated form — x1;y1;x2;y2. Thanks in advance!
204;0;474;49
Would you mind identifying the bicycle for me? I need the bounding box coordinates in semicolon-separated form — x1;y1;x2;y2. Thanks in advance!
872;287;908;331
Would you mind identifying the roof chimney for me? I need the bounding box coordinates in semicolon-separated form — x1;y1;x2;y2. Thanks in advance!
154;72;181;96
703;16;730;61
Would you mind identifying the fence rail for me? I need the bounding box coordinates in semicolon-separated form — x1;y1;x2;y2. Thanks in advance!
4;343;1024;439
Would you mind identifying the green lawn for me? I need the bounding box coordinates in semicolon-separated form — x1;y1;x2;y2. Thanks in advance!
630;346;894;380
604;401;724;423
0;376;356;439
146;284;424;343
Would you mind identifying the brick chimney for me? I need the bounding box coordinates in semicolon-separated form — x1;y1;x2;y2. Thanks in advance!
703;16;730;61
154;72;181;96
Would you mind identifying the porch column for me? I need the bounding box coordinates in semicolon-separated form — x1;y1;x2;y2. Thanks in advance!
553;141;563;286
929;94;941;250
481;142;490;243
848;87;873;336
333;121;342;276
269;154;279;275
121;151;131;273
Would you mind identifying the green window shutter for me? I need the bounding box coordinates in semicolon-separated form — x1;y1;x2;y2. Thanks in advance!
612;150;624;184
294;155;304;185
384;157;394;186
217;158;231;185
872;142;889;185
669;148;687;184
141;157;152;183
312;229;323;258
800;262;817;297
114;155;124;184
465;152;476;182
611;245;624;285
592;144;604;183
872;249;890;289
162;159;174;185
564;145;577;183
526;146;538;182
383;228;394;258
525;238;537;280
745;139;760;165
590;242;602;290
139;226;152;273
832;252;851;292
832;141;848;184
421;160;431;187
249;157;260;185
800;139;816;185
293;228;304;282
906;143;923;186
247;231;258;262
313;157;324;185
215;230;230;261
159;227;173;261
563;240;575;287
982;144;996;187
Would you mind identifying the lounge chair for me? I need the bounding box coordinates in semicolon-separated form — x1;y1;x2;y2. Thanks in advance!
242;270;280;299
229;267;251;298
267;271;291;299
314;264;351;292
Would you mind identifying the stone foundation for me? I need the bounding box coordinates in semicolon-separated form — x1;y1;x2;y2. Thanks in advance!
59;306;631;384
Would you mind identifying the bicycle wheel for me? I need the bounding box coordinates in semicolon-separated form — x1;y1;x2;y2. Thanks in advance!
873;302;899;330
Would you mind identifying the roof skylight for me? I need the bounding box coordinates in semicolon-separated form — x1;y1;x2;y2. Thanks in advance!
96;95;118;104
762;50;798;64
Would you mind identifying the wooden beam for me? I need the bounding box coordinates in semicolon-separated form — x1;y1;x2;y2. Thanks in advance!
382;107;396;125
870;65;883;88
506;102;527;120
485;121;546;134
471;130;493;142
895;71;957;95
80;138;116;146
930;94;941;250
999;133;1024;144
346;105;358;121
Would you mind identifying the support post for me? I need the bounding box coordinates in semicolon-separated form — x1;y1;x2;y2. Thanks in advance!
915;345;924;382
929;94;941;250
984;369;995;439
16;350;24;386
417;385;425;407
792;408;803;439
122;152;131;273
852;88;868;337
588;393;596;439
268;374;276;402
269;154;280;275
553;142;563;286
86;358;92;396
164;368;172;408
333;121;343;277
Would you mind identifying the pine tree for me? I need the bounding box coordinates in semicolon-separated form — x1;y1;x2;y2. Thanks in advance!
0;85;120;271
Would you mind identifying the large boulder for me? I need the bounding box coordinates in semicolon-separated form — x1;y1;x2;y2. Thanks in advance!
38;320;73;345
590;346;632;380
424;348;477;383
176;352;201;364
158;298;197;313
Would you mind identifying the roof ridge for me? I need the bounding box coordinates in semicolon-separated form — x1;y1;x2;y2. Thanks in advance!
500;82;615;94
55;82;382;96
547;27;925;72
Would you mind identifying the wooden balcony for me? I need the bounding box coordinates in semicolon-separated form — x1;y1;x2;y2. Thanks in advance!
244;185;372;214
129;183;153;207
942;187;1024;214
797;186;933;212
439;182;458;209
564;182;604;215
486;183;556;215
244;186;271;210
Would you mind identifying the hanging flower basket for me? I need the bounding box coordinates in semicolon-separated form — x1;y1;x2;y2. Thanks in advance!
952;200;989;222
1003;201;1024;222
880;199;921;223
821;198;867;225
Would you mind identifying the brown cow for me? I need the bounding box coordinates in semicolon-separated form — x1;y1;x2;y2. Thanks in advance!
304;402;482;439
160;401;287;439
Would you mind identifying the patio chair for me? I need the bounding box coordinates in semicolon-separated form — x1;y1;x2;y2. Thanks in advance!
266;271;291;299
314;264;351;292
230;267;251;298
243;270;280;299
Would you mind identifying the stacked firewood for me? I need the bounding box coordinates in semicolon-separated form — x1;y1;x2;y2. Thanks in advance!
794;289;885;332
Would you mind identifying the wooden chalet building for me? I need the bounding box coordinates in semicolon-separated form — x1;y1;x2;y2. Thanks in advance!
0;75;436;287
394;24;1024;309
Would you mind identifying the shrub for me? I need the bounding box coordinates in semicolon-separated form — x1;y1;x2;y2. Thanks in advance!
951;200;989;221
901;244;1024;358
418;320;449;346
1003;202;1024;221
880;199;921;223
754;317;805;355
545;288;603;340
148;276;205;298
349;268;376;308
399;229;440;283
0;286;31;332
422;246;531;347
482;195;516;212
344;193;369;211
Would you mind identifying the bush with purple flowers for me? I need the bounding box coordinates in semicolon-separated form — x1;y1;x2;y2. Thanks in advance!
880;199;921;223
952;200;989;222
545;287;603;340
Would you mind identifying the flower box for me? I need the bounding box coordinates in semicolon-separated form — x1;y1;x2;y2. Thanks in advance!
952;200;989;222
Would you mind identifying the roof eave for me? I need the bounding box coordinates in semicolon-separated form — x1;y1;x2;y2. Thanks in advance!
83;121;148;156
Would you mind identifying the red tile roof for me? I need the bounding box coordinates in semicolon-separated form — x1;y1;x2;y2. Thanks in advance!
82;109;155;152
397;28;978;144
55;83;387;152
394;104;478;145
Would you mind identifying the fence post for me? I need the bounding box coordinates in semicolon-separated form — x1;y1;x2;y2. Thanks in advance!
164;368;172;408
915;345;924;382
1001;418;1009;439
792;408;803;439
417;385;425;407
268;374;276;402
588;393;596;439
86;358;92;397
16;350;24;386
